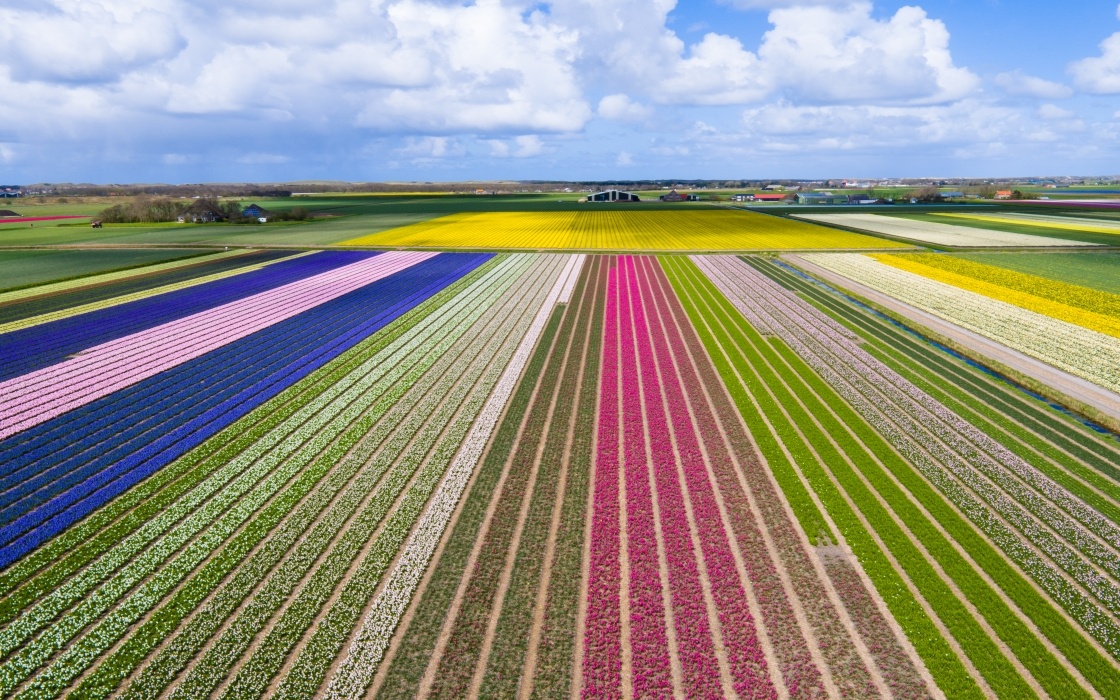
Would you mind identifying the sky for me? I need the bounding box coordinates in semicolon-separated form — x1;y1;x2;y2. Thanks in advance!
2;0;1120;183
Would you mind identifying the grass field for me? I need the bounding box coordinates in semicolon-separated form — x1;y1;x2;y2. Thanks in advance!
342;210;908;250
0;249;213;292
959;251;1120;293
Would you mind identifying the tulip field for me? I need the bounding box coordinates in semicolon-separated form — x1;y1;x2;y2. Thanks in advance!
3;242;1120;699
343;210;907;251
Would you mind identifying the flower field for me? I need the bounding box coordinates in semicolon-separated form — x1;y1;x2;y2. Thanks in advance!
795;212;1093;247
937;212;1120;235
873;253;1120;338
3;244;1120;699
342;210;908;250
802;252;1120;394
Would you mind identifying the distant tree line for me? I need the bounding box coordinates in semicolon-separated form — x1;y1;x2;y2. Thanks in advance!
97;197;311;224
96;197;200;223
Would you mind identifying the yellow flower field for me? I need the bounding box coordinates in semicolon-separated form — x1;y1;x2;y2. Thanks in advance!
342;210;909;251
934;212;1120;235
874;253;1120;338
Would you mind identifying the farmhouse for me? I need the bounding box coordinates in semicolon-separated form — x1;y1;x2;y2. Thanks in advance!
241;203;270;222
995;190;1013;200
587;189;640;202
177;199;226;223
659;189;699;202
0;209;21;218
750;193;789;202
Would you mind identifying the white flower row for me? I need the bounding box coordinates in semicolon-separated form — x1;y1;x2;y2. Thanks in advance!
793;213;1089;247
557;254;587;304
802;253;1120;394
698;256;1120;655
0;257;529;696
324;254;577;700
117;257;537;700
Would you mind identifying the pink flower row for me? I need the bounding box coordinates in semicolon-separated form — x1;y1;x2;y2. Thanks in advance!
0;252;435;440
583;256;776;699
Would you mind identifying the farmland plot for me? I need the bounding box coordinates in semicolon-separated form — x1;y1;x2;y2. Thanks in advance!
801;253;1120;395
344;210;907;251
690;255;1120;698
795;213;1094;247
5;241;1120;700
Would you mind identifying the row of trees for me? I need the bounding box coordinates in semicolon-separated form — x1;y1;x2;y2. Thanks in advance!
97;197;311;224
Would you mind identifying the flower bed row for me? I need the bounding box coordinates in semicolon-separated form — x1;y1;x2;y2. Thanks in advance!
0;252;436;434
663;256;997;698
701;256;1120;697
0;250;370;382
321;254;580;700
751;258;1120;521
369;261;593;700
0;255;487;569
0;257;498;627
143;255;554;700
420;256;587;699
803;253;1120;393
0;250;296;332
0;257;511;696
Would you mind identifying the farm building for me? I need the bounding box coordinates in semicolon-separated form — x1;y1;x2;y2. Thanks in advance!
847;194;879;204
995;190;1013;199
795;193;850;205
241;203;270;222
749;193;789;203
177;199;226;223
0;209;21;218
659;189;699;202
587;189;640;202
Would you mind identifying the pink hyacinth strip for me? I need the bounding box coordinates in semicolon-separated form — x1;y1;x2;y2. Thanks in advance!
618;256;675;698
0;251;436;439
582;257;623;698
634;256;776;699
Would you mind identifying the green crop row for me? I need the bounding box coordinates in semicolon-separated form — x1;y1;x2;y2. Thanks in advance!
268;256;558;700
477;259;602;698
527;258;605;699
75;257;530;700
662;256;1003;699
675;256;1120;699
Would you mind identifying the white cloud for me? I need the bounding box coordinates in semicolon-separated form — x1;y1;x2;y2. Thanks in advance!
0;1;184;83
757;2;979;104
994;71;1073;99
1037;104;1076;120
617;151;635;166
598;94;654;122
396;136;465;159
236;153;291;165
487;135;547;157
1070;32;1120;94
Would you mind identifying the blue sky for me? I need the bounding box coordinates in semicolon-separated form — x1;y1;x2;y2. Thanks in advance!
1;0;1119;183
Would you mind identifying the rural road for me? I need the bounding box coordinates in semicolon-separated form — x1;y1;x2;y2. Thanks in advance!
784;254;1120;425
